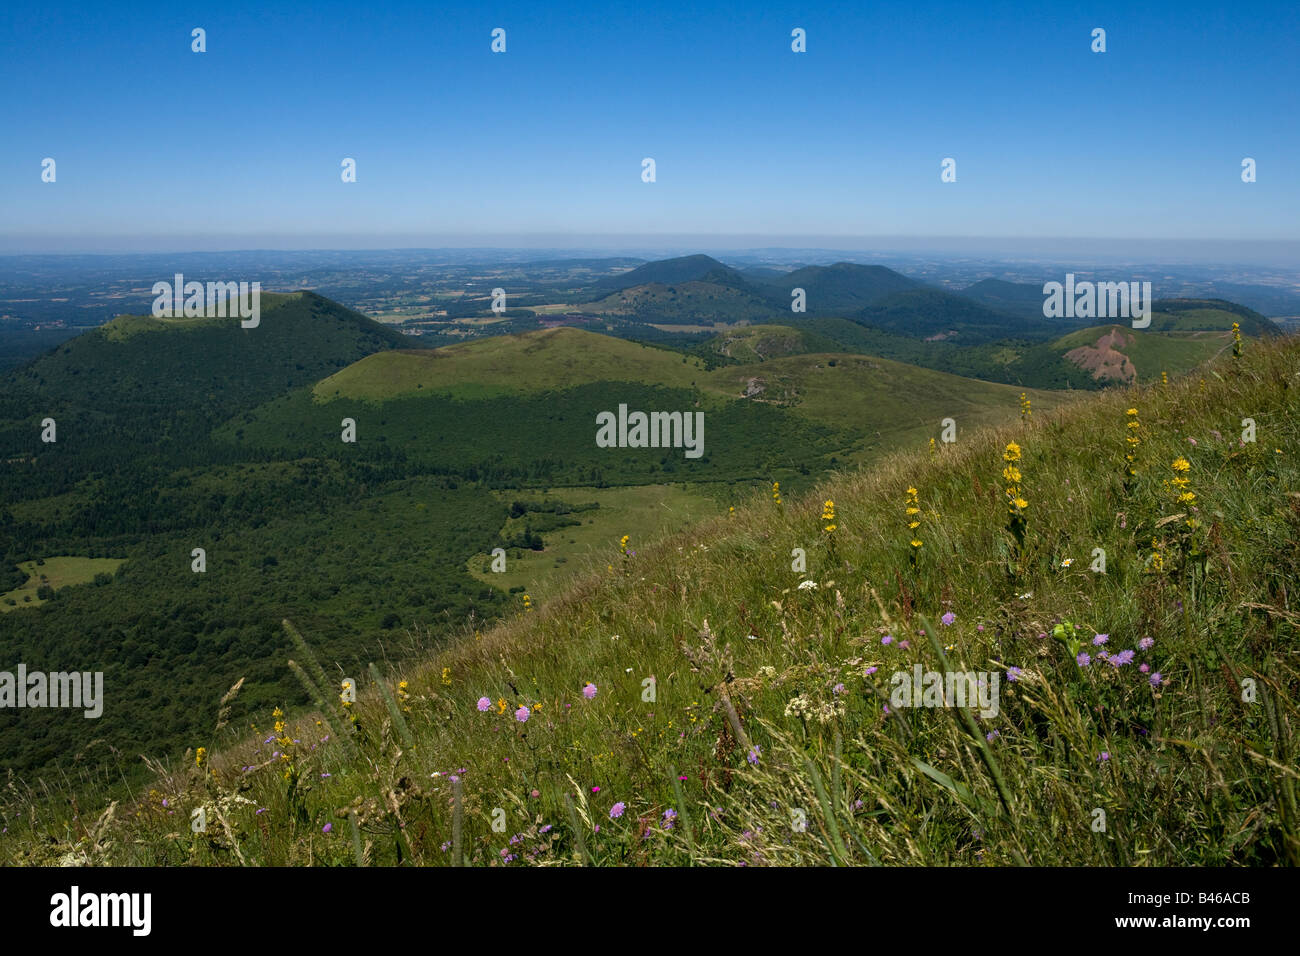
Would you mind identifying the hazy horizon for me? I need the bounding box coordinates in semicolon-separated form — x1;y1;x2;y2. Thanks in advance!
3;235;1299;267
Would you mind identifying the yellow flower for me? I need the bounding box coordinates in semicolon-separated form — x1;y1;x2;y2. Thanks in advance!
195;747;207;768
911;539;922;548
1012;497;1028;511
1003;442;1021;462
1002;465;1021;483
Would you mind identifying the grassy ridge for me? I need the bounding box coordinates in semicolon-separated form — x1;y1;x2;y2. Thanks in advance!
5;333;1296;866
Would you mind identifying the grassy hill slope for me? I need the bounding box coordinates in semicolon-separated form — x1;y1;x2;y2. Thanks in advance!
9;332;1295;867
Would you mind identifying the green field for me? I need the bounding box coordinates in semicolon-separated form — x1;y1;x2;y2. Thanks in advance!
0;556;125;612
466;484;724;602
314;327;711;403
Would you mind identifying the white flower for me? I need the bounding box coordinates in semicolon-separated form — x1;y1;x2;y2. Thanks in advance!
746;634;758;640
798;580;818;591
1018;592;1033;600
1060;558;1073;568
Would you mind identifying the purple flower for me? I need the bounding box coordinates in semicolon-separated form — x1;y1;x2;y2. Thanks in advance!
1110;649;1135;667
747;746;761;765
477;696;491;712
515;706;530;722
899;640;911;649
539;824;553;834
1092;634;1109;646
941;612;956;626
322;823;333;833
986;730;1000;741
1138;637;1154;650
610;802;626;819
1098;752;1110;762
881;635;894;645
1139;663;1150;674
662;809;677;829
832;683;845;696
1006;667;1022;682
1076;652;1091;668
583;682;597;699
865;666;878;676
1149;672;1163;687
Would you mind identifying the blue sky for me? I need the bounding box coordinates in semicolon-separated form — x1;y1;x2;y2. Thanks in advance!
2;0;1297;251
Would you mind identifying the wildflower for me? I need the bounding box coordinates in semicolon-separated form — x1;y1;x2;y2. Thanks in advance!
477;696;491;712
1019;392;1032;422
591;786;600;794
610;802;626;819
195;747;207;768
986;730;1000;742
940;612;956;626
497;698;507;715
1110;649;1136;667
832;683;845;695
864;666;878;676
772;481;782;505
881;635;893;645
662;809;677;829
515;706;530;722
822;499;836;535
747;746;761;765
1232;321;1242;358
905;485;923;560
1061;557;1073;568
441;668;451;686
798;580;817;591
1098;752;1110;763
1076;652;1091;668
522;593;532;612
1125;407;1142;477
1139;663;1150;674
583;682;597;700
1006;667;1022;682
322;823;333;833
1149;672;1163;687
1092;634;1108;645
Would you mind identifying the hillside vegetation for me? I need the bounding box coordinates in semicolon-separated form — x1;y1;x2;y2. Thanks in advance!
5;332;1296;867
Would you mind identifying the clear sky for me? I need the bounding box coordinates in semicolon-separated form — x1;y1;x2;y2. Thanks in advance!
2;0;1297;251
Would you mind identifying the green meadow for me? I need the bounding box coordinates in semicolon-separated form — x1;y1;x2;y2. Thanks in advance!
0;556;125;612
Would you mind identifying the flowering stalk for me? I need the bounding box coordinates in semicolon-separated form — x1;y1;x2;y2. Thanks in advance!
905;485;922;568
1003;442;1027;551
